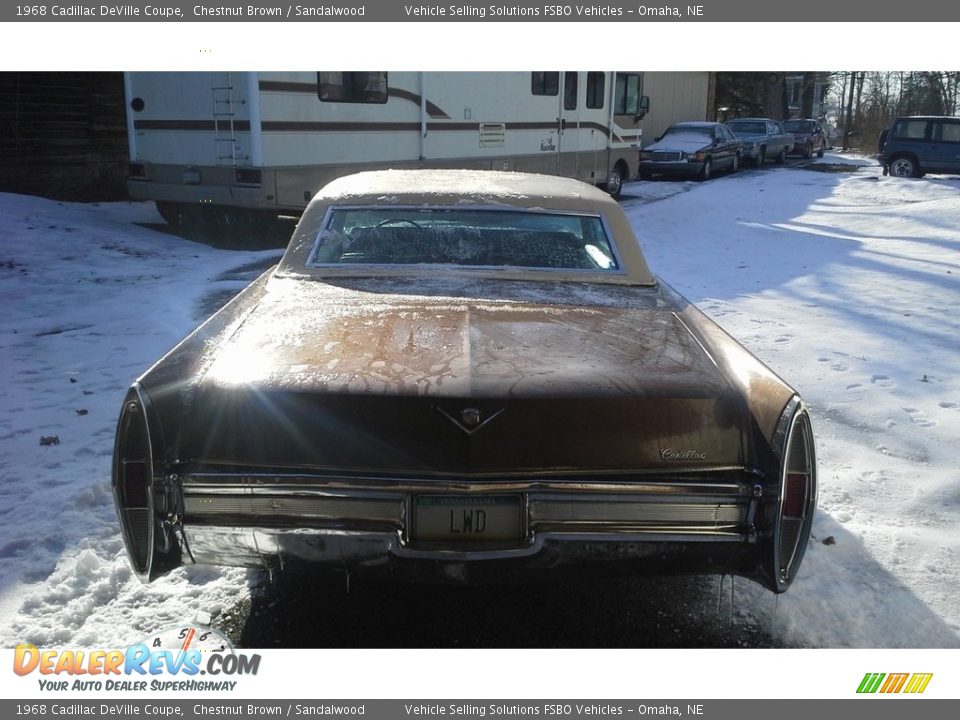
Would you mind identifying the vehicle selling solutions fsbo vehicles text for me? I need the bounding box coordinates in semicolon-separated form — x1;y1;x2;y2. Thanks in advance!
401;5;623;17
400;5;703;17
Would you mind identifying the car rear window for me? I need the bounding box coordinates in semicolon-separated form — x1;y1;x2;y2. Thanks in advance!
307;208;620;272
727;121;766;135
784;120;815;133
665;126;714;139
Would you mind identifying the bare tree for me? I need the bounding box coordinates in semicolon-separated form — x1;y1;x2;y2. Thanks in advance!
831;71;960;152
843;71;857;151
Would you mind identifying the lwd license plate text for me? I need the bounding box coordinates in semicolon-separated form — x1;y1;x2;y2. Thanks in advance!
413;495;524;542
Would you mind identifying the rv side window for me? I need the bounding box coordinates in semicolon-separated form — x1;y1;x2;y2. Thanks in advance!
318;72;388;104
563;72;578;111
614;73;642;115
586;72;605;109
531;72;560;96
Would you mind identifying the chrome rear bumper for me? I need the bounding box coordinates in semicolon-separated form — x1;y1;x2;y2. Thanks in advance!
179;471;762;574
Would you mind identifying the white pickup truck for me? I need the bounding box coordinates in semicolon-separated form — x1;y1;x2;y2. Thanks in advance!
726;118;796;166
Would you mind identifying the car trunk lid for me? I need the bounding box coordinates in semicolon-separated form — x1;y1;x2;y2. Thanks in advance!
180;280;748;473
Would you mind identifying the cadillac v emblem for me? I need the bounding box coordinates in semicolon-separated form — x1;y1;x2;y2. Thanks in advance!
460;407;482;428
436;406;504;435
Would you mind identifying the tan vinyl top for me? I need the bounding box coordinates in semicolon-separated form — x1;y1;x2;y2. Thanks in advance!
278;169;655;286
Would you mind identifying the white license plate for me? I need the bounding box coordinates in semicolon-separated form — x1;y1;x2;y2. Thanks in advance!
413;495;524;543
182;169;201;185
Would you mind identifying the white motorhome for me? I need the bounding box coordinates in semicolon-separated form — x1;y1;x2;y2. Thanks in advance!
124;71;649;227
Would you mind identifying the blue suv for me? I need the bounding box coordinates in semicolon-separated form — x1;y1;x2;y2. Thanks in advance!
879;116;960;178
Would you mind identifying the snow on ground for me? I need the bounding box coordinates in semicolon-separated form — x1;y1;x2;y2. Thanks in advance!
0;196;278;647
810;151;878;167
0;155;958;648
626;156;960;647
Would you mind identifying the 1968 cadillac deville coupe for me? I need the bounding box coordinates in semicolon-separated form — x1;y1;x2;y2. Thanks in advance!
113;170;816;593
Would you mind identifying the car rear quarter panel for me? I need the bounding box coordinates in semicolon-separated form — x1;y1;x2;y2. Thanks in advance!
658;279;796;451
134;269;275;462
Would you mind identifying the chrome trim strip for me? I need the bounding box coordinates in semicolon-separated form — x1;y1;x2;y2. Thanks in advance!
531;524;745;537
184;490;749;540
182;526;748;567
771;395;802;466
184;495;404;523
529;501;744;524
182;476;749;497
185;464;755;480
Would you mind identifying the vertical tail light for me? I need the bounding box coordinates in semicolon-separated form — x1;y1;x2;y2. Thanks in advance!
783;472;808;518
775;407;817;588
112;386;182;581
113;393;154;575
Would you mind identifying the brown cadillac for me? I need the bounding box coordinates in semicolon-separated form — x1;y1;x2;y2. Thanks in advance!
113;170;817;593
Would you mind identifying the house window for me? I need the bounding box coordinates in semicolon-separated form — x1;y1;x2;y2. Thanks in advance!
586;72;605;109
786;76;803;108
317;72;388;104
531;72;560;96
563;72;578;110
614;73;641;115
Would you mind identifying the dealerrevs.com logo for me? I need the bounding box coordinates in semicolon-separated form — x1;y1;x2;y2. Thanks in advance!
13;625;260;692
857;672;933;694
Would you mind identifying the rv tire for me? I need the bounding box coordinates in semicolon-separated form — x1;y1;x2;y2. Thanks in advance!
604;162;626;198
155;201;186;227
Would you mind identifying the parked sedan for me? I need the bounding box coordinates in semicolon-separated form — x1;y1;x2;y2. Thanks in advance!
784;119;828;159
113;169;817;594
638;122;741;180
726;118;795;166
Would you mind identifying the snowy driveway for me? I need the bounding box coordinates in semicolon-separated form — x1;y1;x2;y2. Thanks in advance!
625;159;960;647
1;156;958;648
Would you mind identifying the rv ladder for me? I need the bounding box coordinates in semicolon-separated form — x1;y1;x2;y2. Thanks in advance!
211;72;242;165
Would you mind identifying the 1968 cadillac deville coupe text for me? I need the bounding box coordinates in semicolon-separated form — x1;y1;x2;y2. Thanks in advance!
113;170;816;593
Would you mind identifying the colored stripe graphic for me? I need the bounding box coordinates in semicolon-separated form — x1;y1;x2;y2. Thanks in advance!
903;673;933;694
880;673;908;693
857;673;885;693
857;672;932;694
